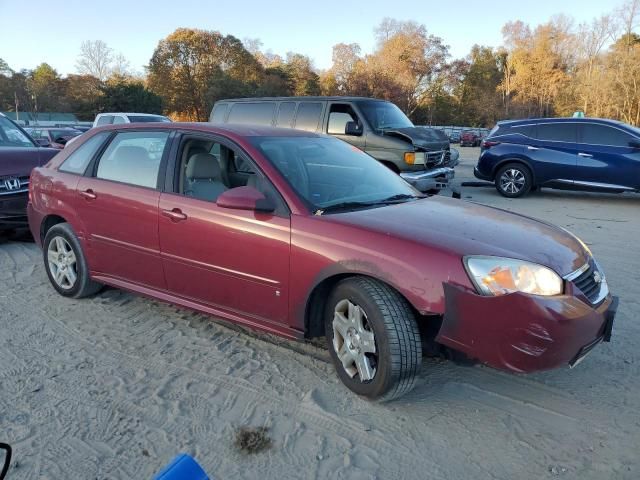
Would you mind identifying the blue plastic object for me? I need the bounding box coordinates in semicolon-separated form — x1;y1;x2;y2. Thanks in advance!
154;454;209;480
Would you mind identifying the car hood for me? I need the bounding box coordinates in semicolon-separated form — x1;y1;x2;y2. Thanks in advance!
0;147;58;177
382;127;449;152
328;196;588;276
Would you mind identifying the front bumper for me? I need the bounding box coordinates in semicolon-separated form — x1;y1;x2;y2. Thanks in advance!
436;283;617;373
400;167;455;192
473;166;492;181
0;192;29;228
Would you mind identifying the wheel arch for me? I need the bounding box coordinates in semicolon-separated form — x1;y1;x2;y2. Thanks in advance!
492;158;537;186
40;214;68;245
303;272;420;339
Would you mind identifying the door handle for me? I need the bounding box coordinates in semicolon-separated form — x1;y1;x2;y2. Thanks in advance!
161;208;187;222
527;146;539;151
79;189;97;200
578;152;593;157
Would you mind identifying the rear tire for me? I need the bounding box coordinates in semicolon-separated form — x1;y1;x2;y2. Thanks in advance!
495;163;533;198
325;277;422;402
43;223;102;298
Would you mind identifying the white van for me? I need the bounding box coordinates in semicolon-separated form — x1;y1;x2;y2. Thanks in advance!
93;113;171;127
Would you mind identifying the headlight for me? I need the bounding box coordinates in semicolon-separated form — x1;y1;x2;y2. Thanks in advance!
464;256;563;297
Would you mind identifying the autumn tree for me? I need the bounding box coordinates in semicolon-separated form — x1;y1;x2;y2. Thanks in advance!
148;28;262;120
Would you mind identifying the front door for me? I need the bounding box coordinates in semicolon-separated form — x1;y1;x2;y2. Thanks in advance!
75;130;170;290
158;134;291;326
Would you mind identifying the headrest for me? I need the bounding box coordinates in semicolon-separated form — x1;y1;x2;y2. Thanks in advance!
186;153;221;180
113;145;149;163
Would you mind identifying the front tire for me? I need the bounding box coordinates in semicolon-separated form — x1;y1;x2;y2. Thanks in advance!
43;223;101;298
495;163;533;198
325;277;422;401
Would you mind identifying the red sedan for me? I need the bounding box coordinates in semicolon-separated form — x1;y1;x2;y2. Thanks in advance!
27;123;617;401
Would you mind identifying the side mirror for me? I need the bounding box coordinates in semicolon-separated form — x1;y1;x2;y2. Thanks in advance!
35;138;50;147
345;121;363;136
216;186;275;213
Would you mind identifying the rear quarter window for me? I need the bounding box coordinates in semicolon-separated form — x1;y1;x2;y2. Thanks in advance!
227;103;275;125
210;104;229;123
96;115;113;126
59;132;111;175
509;125;536;138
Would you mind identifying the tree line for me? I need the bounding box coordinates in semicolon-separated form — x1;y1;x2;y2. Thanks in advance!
1;0;638;126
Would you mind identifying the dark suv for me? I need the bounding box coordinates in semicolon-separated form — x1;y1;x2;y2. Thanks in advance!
0;114;58;232
474;117;640;197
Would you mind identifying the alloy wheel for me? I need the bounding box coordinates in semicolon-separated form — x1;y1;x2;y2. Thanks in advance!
332;299;377;382
499;168;526;194
47;236;78;289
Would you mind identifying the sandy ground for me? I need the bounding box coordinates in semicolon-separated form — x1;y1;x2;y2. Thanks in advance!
1;147;639;479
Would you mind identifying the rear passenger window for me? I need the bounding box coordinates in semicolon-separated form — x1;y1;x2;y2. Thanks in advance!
96;131;169;188
536;124;577;143
581;124;634;147
210;103;228;123
276;102;296;127
59;132;110;175
510;125;536;138
113;116;127;125
294;102;323;131
227;103;275;125
96;115;113;126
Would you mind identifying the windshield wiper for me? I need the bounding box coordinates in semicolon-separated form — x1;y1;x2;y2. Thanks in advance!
315;194;423;215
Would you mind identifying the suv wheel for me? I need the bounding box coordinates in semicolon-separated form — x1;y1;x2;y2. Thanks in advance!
495;163;532;198
43;223;102;298
325;277;422;402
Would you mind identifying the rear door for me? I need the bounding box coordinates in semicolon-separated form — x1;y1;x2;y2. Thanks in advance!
75;129;170;289
158;133;291;327
524;122;580;185
575;123;640;190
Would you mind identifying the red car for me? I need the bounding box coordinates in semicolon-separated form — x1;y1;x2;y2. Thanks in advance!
28;123;617;401
460;130;481;147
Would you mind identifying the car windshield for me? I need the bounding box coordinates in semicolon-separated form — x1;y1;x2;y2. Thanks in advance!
251;136;421;213
126;115;171;123
356;101;414;130
0;116;34;147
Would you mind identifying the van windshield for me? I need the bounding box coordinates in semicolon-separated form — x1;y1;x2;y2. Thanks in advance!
356;100;414;131
251;136;421;213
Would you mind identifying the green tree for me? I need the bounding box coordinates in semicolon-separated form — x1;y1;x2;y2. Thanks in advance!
98;80;162;114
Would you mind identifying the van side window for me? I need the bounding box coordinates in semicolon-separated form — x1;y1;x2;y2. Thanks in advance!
581;124;634;147
294;102;323;132
112;116;127;125
276;102;296;127
227;103;275;125
327;104;358;135
210;104;228;123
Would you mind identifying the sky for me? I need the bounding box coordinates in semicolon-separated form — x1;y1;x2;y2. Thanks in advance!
0;0;620;76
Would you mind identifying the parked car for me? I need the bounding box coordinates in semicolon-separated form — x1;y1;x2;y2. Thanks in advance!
475;117;640;197
93;112;171;127
210;97;455;192
0;113;58;232
28;123;617;401
460;130;481;147
449;131;461;143
24;127;82;149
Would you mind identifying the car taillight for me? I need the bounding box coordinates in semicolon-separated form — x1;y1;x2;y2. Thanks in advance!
482;140;500;149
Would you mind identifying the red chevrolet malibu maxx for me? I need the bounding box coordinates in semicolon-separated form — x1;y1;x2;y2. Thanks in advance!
28;123;617;401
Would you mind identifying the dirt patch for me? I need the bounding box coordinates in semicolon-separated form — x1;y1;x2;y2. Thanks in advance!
233;426;272;454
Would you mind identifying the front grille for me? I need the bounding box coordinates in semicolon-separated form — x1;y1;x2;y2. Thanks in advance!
571;262;606;304
425;150;446;167
0;176;29;196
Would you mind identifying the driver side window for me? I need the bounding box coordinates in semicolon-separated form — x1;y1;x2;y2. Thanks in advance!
327;104;358;135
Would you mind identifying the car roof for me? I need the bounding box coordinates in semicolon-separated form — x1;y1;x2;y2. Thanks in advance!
497;117;628;127
96;112;167;117
216;96;389;103
93;122;323;138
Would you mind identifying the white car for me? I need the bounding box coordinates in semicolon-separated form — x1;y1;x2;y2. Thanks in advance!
93;112;171;127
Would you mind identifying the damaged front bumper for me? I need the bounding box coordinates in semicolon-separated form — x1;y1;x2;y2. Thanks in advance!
436;283;617;373
400;167;455;192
